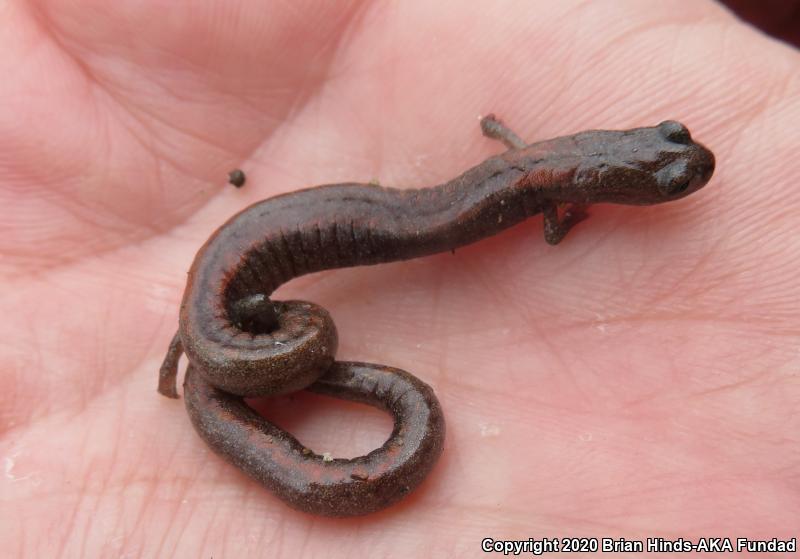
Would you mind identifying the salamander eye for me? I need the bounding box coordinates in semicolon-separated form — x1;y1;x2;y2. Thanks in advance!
667;179;690;195
658;121;691;144
655;160;691;196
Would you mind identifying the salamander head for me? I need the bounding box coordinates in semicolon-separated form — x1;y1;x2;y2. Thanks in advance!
569;121;715;205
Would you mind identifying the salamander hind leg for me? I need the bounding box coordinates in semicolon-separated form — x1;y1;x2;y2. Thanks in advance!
158;330;183;398
229;293;279;334
479;114;527;150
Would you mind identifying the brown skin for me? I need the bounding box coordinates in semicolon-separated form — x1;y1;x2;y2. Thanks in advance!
158;117;713;516
163;120;713;398
3;1;799;556
184;361;445;517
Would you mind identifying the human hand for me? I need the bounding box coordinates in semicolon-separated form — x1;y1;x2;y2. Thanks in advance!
2;1;797;556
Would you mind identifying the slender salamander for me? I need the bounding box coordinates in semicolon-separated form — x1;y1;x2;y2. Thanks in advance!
158;115;714;516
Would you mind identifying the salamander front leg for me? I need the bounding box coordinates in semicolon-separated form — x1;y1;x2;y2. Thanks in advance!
543;203;589;245
480;114;527;150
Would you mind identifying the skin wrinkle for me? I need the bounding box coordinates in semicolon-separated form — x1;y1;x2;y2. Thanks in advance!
560;479;700;515
83;480;107;558
516;299;579;390
428;257;449;388
6;17;172;251
26;2;100;100
117;96;234;184
3;4;365;272
719;44;797;137
111;79;252;163
193;495;216;557
53;445;87;559
569;20;723;129
463;254;519;322
439;372;517;408
637;257;712;310
5;127;167;279
586;21;683;71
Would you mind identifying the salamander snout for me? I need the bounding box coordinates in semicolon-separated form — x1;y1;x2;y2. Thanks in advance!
532;120;716;206
654;136;715;199
655;157;710;196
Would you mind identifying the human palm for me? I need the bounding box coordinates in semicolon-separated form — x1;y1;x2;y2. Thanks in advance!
2;2;798;557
